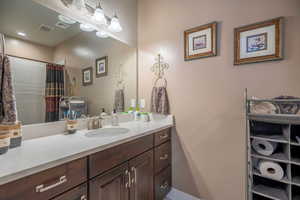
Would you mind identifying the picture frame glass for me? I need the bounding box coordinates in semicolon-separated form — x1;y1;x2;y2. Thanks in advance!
188;28;212;56
97;59;106;74
83;70;91;83
239;25;276;59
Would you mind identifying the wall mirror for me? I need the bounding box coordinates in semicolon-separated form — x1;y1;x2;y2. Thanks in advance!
0;0;137;125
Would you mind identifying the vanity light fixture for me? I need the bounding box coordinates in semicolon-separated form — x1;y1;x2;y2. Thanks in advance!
92;1;107;25
58;15;77;24
80;23;96;32
60;0;123;33
108;14;122;33
96;31;109;38
17;32;26;37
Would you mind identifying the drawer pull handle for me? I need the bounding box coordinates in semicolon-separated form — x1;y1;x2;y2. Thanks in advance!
160;181;169;190
131;167;137;184
125;170;131;188
35;175;67;193
160;154;169;160
159;134;168;140
81;195;87;200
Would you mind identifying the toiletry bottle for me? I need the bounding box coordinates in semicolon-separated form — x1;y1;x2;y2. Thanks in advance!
128;99;136;114
111;109;119;126
100;108;108;118
134;106;141;121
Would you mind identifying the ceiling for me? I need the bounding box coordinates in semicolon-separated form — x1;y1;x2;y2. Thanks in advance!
0;0;81;47
34;0;137;47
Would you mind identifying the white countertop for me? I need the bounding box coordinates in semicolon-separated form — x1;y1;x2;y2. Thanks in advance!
0;116;173;185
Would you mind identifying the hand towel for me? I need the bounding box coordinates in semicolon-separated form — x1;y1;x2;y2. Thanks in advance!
150;86;169;115
0;55;17;123
114;89;124;112
274;96;300;114
250;97;277;115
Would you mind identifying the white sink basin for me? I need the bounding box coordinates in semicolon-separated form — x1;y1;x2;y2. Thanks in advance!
85;127;130;138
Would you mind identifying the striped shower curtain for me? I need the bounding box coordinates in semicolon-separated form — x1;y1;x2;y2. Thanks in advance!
45;64;64;122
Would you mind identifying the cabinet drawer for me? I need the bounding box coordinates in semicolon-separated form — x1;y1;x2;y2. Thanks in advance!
154;129;171;146
0;158;87;200
155;167;171;200
51;183;87;200
155;141;171;174
89;135;153;178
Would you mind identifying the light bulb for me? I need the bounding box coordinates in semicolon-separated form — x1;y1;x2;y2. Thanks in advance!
96;31;109;38
80;23;96;32
93;7;107;25
108;15;122;33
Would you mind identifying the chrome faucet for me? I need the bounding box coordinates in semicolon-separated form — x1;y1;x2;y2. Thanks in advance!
87;117;102;130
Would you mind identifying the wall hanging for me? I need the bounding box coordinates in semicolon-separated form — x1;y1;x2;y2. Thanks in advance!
234;17;284;65
150;54;170;115
95;56;108;78
82;67;93;86
184;22;217;61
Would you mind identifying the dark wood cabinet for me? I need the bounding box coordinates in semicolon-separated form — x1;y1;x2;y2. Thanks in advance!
154;129;171;146
90;150;154;200
51;183;87;200
154;131;172;200
89;163;129;200
155;167;172;200
89;135;153;178
155;141;171;174
129;150;154;200
0;158;87;200
0;128;172;200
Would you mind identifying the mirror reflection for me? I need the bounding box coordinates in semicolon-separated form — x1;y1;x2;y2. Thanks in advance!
0;0;137;125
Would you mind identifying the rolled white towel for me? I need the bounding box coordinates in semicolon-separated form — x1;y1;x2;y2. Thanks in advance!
259;161;284;180
252;139;278;156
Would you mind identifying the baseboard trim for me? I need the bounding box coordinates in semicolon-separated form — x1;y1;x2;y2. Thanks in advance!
166;188;202;200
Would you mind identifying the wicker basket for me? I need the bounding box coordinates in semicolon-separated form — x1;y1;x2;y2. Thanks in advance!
66;120;78;134
0;122;22;150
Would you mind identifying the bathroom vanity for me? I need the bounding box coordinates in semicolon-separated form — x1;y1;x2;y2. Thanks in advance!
0;118;173;200
0;0;173;199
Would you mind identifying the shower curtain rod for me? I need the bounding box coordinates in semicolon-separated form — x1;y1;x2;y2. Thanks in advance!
6;54;55;65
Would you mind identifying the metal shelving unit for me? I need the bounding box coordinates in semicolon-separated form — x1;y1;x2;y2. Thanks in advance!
245;91;300;200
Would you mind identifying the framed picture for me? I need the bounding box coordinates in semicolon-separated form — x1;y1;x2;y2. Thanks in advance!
184;22;217;61
234;17;283;65
95;56;108;77
82;67;93;86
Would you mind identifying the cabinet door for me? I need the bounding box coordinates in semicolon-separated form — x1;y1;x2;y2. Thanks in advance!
129;150;154;200
89;163;129;200
51;183;87;200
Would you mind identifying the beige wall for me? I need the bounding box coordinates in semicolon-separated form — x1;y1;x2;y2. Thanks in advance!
54;32;137;115
138;0;300;199
5;36;54;63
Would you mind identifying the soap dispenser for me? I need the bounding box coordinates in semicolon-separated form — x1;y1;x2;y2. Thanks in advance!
111;109;119;126
100;108;108;118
